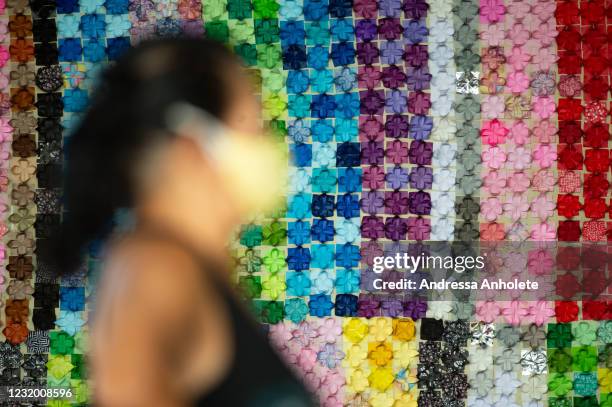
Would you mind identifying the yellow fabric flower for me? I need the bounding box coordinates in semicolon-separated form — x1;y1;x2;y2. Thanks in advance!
345;342;368;367
369;391;395;407
347;368;369;393
393;318;415;341
46;355;74;380
599;368;612;393
369;367;395;391
394;390;418;407
370;317;393;342
368;341;393;367
344;318;369;343
394;341;419;366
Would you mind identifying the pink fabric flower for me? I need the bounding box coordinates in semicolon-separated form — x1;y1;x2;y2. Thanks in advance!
483;171;507;195
533;96;556;118
503;194;529;221
507;24;529;45
533;120;557;143
481;24;505;46
532;169;555;192
482;95;505;118
527;249;554;275
482;146;507;169
507;47;530;70
480;0;506;22
530;195;555;220
506;71;530;92
476;301;501;323
317;318;342;343
509;121;529;145
481;119;509;145
0;117;12;143
508;174;530;193
528;301;555;326
530;222;556;241
533;144;557;168
506;1;529;18
507;146;531;170
502;301;530;325
532;47;557;70
481;197;503;221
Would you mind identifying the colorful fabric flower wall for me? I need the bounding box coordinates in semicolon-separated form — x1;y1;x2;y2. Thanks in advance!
0;0;608;406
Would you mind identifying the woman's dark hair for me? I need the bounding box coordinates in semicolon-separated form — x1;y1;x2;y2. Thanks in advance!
55;37;240;274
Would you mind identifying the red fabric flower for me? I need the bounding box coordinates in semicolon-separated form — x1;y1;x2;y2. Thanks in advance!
582;300;608;320
584;124;609;147
584;149;609;172
558;220;582;241
584;197;607;218
584;173;610;198
557;28;582;52
583;77;610;100
558;144;584;170
558;52;581;74
584;55;608;77
555;1;579;25
558;99;583;121
559;121;583;144
555;301;579;322
556;246;581;270
558;194;582;218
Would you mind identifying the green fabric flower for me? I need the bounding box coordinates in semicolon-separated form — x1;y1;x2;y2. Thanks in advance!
598;321;612;344
573;372;598;396
548;324;573;348
548;373;572;397
573;322;597;346
262;221;287;246
572;346;598;372
549;348;572;373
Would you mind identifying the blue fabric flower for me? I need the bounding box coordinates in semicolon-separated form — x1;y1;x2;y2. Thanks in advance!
311;93;336;118
311;244;334;269
59;38;83;62
335;118;358;141
304;0;329;21
291;143;312;167
57;0;79;13
286;271;311;296
309;294;333;317
63;89;89;112
55;311;85;336
334;67;356;92
311;219;334;242
288;94;311;117
331;18;353;41
60;287;86;311
338;168;361;192
107;37;130;61
287;70;309;94
287;247;312;271
288;221;311;245
280;21;305;46
83;39;106;62
336;194;360;218
305;21;330;46
80;0;105;14
105;15;131;38
336;244;360;268
283;44;307;70
310;69;333;93
312;119;334;142
331;42;355;66
105;0;129;14
334;294;358;316
335;92;359;118
404;20;428;44
287;193;312;219
57;14;81;37
307;45;329;70
81;14;106;39
336;270;360;293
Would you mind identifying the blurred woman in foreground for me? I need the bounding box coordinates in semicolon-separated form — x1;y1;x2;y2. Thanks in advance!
55;38;315;407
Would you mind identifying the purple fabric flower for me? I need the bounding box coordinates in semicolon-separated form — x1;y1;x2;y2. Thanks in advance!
361;141;384;165
360;89;385;115
361;191;385;214
386;166;410;189
385;191;409;215
403;19;428;44
408;91;431;115
409;115;433;140
381;65;407;88
408;191;432;214
361;215;385;239
379;0;402;17
402;0;429;19
382;299;404;317
404;298;428;319
357;294;381;317
385;89;407;114
378;18;403;40
359;116;384;141
360;240;383;265
385;114;409;138
355;19;378;41
409;140;433;165
406;66;432;91
380;41;404;65
404;44;428;67
407;216;431;240
409;166;433;189
356;42;380;65
385;216;408;240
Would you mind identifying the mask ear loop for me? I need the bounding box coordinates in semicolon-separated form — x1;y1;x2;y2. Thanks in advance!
164;102;228;160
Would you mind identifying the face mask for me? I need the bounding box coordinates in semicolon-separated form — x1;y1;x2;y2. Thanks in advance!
165;102;287;217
